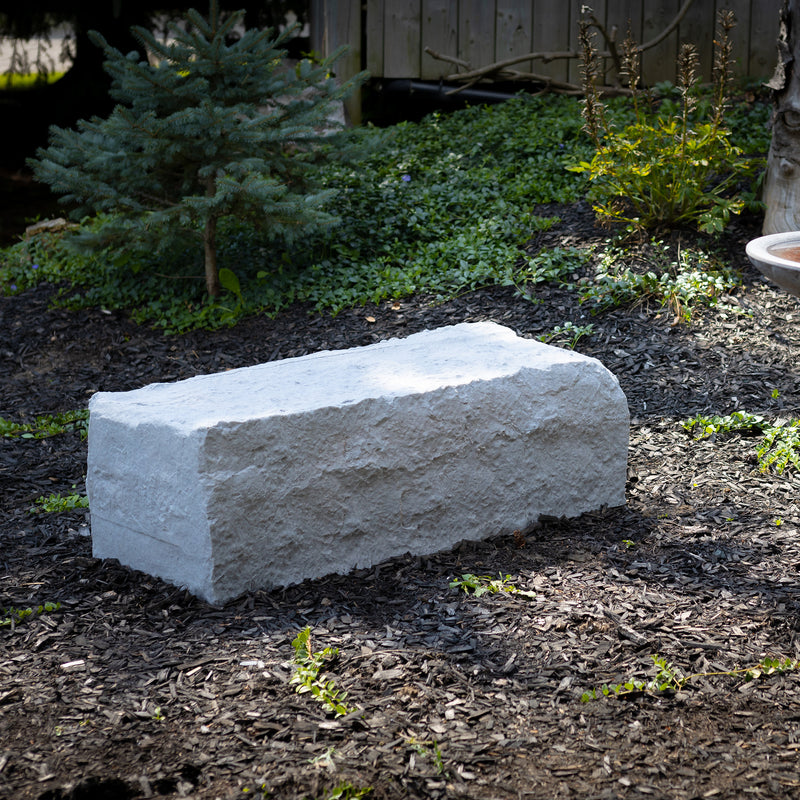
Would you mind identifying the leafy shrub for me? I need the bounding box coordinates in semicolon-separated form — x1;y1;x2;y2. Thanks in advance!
2;93;591;331
571;12;761;235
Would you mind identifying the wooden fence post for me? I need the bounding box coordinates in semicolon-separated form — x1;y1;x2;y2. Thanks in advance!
310;0;363;125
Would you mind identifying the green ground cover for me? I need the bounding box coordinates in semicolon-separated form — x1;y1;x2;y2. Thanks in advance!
0;88;772;334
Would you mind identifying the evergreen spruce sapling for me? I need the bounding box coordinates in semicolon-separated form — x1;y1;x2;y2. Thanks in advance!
30;2;367;297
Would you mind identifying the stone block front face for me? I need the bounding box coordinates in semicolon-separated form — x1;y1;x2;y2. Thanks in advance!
87;322;629;604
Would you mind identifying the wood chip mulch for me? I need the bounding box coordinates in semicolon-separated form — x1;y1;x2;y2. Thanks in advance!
3;204;800;800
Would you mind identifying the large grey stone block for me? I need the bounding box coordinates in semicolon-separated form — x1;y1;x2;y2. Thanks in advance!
87;322;629;604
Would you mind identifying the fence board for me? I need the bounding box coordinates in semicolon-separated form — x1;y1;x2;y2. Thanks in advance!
309;0;362;123
679;0;714;82
716;0;753;78
421;0;459;79
315;0;785;105
384;0;422;77
746;0;781;78
532;0;571;82
607;0;644;41
642;0;680;84
601;0;644;85
495;1;534;74
365;0;385;78
459;0;496;69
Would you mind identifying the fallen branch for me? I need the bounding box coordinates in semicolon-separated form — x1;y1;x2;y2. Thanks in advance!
425;0;695;92
423;50;632;97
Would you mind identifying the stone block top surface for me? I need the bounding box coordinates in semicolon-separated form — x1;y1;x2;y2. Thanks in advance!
89;321;600;429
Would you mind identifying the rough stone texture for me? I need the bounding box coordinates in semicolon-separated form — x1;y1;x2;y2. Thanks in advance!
86;322;629;604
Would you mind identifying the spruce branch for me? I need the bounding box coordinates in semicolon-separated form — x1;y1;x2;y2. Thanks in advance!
29;3;368;298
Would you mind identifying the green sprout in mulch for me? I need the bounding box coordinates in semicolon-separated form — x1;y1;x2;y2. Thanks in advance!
406;738;448;776
582;654;800;702
449;573;538;600
0;409;88;440
538;321;595;349
322;783;372;800
31;490;89;514
290;626;355;718
1;601;62;628
248;779;371;799
682;411;800;473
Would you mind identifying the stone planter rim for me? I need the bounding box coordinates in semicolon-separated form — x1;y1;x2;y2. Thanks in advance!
747;231;800;266
746;231;800;297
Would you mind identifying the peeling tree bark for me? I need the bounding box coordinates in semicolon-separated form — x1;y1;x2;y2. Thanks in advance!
764;0;800;233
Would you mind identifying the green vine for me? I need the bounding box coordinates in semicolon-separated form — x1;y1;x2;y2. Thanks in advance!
582;654;800;702
682;411;800;473
290;627;355;718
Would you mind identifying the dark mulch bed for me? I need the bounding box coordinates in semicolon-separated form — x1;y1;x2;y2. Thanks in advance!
3;204;800;800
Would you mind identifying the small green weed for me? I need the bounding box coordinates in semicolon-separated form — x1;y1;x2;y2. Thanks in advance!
582;654;800;701
682;411;800;473
407;738;448;776
245;779;371;799
580;240;739;321
0;409;88;440
324;782;372;800
539;321;594;349
1;601;61;628
290;627;355;717
682;410;767;440
450;573;537;600
308;746;337;768
757;421;800;474
32;489;89;514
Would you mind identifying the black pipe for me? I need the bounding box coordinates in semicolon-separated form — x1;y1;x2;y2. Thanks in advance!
380;79;519;104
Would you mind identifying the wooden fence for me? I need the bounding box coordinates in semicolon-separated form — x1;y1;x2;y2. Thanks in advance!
310;0;784;122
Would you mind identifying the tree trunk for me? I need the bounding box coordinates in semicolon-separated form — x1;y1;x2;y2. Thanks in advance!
764;0;800;233
203;213;220;298
203;173;220;298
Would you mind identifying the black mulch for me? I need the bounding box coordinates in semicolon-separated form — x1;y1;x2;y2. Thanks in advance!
3;204;800;800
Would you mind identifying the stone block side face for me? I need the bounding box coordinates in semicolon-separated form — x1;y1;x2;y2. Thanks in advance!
86;405;213;594
199;358;629;603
